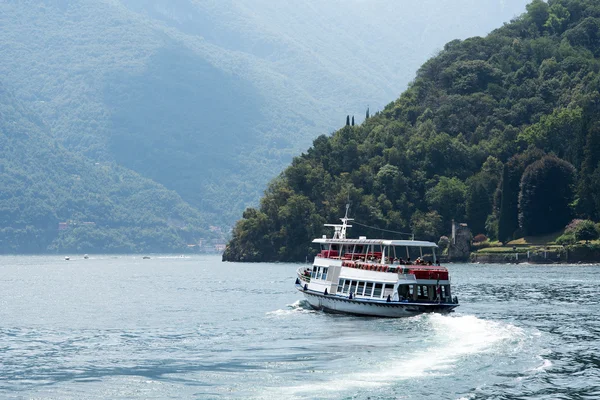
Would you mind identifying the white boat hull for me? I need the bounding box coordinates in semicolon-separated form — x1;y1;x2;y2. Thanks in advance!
296;284;458;318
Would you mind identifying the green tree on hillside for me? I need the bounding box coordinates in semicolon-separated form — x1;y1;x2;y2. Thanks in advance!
519;155;576;236
577;123;600;219
573;219;600;242
425;177;467;227
224;0;600;262
526;0;550;30
497;149;545;242
466;156;503;235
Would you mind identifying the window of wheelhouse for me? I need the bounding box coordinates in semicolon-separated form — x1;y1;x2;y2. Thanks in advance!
399;285;412;299
311;266;317;278
383;284;394;298
357;282;365;296
342;280;350;293
373;283;383;298
322;267;329;280
316;267;322;280
349;280;357;294
441;285;450;299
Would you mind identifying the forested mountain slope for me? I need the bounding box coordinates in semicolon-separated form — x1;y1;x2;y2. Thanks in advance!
0;83;211;253
0;0;529;228
224;0;600;262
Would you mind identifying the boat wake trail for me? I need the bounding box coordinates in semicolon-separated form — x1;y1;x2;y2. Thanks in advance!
270;313;529;398
266;300;316;317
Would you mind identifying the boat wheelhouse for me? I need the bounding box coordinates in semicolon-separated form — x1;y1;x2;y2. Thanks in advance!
295;209;458;317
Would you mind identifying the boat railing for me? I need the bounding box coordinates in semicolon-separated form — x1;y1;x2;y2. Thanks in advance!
297;267;311;283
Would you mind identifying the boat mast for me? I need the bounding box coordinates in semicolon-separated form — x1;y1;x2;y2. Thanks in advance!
325;203;353;239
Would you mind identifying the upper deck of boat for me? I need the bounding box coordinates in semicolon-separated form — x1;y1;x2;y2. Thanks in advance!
312;238;438;248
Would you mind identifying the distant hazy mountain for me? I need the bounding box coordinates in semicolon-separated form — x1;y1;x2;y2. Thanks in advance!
0;82;211;253
0;0;530;233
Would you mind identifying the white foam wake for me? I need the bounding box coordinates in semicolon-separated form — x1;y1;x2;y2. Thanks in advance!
266;300;316;317
268;314;526;398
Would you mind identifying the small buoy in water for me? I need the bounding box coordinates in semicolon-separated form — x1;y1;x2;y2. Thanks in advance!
84;254;89;259
65;256;70;261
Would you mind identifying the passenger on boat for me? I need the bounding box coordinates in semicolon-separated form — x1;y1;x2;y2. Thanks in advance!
407;257;411;265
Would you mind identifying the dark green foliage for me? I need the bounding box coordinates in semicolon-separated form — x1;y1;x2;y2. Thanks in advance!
466;156;503;235
426;177;467;226
0;0;533;231
527;0;550;30
519;155;576;236
556;232;577;244
573;219;600;242
225;0;600;261
410;210;443;242
576;123;600;218
497;149;546;242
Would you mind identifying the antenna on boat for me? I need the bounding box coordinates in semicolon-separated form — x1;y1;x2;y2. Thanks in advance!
339;202;354;239
324;202;353;239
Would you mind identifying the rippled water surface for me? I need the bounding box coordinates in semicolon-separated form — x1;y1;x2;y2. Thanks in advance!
0;255;599;399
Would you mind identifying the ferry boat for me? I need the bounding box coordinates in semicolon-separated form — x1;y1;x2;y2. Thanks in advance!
295;208;459;317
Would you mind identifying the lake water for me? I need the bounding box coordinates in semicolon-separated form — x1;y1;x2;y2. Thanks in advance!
0;255;599;399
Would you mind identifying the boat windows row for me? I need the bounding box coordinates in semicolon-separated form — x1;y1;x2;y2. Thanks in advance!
337;279;394;299
311;266;328;281
337;278;452;301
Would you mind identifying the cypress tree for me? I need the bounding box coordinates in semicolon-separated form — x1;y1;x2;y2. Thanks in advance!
346;115;350;126
366;107;370;119
519;155;575;235
497;149;545;242
497;164;513;242
576;123;600;219
466;176;493;235
351;116;355;126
